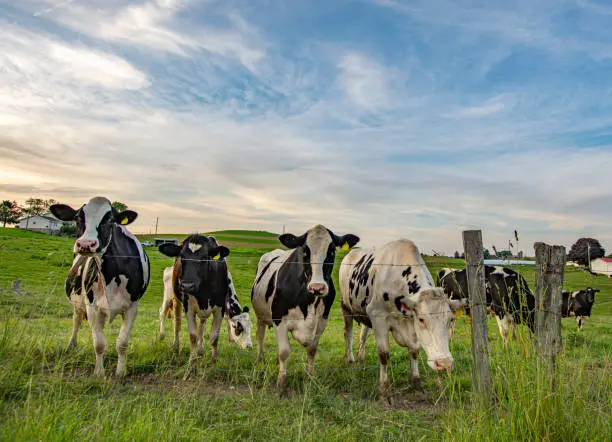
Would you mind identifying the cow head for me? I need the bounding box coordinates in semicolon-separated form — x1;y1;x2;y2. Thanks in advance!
227;306;253;350
50;196;137;255
398;288;466;372
279;225;359;297
159;235;230;295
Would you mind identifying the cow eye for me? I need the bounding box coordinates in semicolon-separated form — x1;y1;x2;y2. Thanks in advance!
419;317;425;325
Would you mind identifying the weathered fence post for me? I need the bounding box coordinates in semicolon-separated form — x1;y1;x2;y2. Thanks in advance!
462;230;491;404
12;279;22;293
534;242;565;387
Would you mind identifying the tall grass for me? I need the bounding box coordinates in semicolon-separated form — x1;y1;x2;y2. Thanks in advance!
442;327;611;441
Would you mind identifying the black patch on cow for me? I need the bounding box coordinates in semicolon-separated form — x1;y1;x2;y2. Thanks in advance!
170;234;229;313
255;255;280;285
361;299;367;308
365;287;369;299
394;295;407;315
383;292;389;301
354;313;372;328
402;266;411;278
64;223;150;305
561;288;597;319
408;279;420;294
270;239;337;326
265;274;276;302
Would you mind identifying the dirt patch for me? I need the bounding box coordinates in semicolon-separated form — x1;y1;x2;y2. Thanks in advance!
132;373;252;398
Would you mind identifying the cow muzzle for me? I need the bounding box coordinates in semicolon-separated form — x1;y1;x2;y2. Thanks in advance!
179;281;196;293
307;282;328;297
75;239;99;255
430;358;454;372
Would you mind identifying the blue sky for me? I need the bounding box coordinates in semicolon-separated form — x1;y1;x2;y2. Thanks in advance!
2;0;612;255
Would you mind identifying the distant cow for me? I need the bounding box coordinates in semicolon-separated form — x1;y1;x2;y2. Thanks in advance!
50;197;150;377
561;287;598;331
158;234;248;367
340;239;466;394
251;225;359;391
159;263;253;351
437;266;535;342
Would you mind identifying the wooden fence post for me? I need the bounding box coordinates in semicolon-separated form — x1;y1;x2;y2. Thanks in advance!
12;279;22;293
534;242;565;386
462;230;491;404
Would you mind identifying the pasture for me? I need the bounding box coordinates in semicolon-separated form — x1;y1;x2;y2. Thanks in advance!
0;227;610;441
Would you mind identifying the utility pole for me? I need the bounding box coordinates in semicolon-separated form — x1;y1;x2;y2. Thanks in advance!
587;243;591;271
24;200;33;231
155;217;159;237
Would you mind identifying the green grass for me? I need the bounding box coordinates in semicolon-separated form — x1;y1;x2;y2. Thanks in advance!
0;227;611;441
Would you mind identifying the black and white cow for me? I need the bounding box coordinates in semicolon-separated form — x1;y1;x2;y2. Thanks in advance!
159;258;253;351
340;239;466;394
50;197;150;377
251;225;359;391
437;265;535;342
561;287;598;331
158;234;250;367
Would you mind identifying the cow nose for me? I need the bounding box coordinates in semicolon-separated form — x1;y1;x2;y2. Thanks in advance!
308;283;328;296
76;239;98;253
433;358;454;371
180;281;196;292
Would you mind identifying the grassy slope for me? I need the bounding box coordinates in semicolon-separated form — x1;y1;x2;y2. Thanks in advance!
0;228;610;441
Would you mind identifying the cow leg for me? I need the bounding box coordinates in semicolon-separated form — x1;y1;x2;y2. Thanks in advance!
89;306;107;377
116;301;138;377
371;317;391;395
274;323;291;392
343;311;355;364
495;315;511;344
68;307;84;349
197;316;207;357
227;318;236;344
172;298;181;354
577;316;583;332
209;310;223;363
256;319;266;363
159;295;172;340
410;349;420;384
306;318;327;378
186;309;199;363
357;324;369;363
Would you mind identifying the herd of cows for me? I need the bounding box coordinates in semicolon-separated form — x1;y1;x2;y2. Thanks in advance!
47;197;599;395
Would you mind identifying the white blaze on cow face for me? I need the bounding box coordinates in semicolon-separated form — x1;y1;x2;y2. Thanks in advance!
304;225;335;296
188;243;202;253
76;197;113;254
403;288;458;371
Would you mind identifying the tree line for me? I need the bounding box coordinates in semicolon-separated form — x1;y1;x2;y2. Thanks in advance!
0;198;128;229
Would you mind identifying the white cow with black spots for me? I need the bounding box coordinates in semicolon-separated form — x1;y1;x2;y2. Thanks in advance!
339;239;466;395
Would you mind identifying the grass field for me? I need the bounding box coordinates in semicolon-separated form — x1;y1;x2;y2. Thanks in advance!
1;227;611;441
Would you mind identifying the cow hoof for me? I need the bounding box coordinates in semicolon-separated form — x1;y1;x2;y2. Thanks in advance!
93;369;105;378
115;369;127;378
276;375;287;392
346;356;355;365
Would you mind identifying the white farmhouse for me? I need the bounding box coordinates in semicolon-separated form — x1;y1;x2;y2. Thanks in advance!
590;257;612;277
17;214;62;234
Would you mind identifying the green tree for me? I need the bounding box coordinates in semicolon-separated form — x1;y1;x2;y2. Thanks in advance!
483;248;491;259
111;201;128;212
0;200;23;227
453;251;460;259
568;238;605;266
23;198;56;216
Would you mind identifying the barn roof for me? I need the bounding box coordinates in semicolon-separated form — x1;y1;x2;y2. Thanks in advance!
594;257;612;263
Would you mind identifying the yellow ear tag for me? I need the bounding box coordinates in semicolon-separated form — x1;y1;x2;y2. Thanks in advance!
121;217;129;225
341;242;350;251
456;308;465;317
212;253;221;260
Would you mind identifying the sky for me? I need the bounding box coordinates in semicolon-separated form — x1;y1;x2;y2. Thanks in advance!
2;0;612;256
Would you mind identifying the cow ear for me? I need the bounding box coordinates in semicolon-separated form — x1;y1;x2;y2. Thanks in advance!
159;243;181;257
50;204;77;221
242;306;249;313
335;233;360;250
114;210;138;226
279;233;306;249
210;246;230;260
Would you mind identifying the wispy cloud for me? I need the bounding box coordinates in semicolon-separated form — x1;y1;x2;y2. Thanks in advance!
2;0;612;255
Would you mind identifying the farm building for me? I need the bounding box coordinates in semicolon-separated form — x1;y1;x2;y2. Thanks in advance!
16;214;61;234
590;257;612;276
